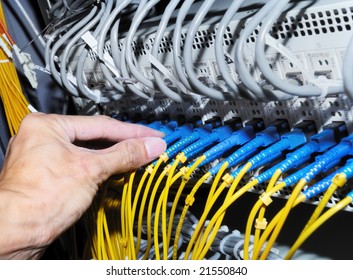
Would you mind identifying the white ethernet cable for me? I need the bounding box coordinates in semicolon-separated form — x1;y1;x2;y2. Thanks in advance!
172;0;196;93
183;0;227;100
255;0;343;97
60;6;103;97
96;0;134;94
150;0;184;102
234;0;291;101
75;0;114;103
184;0;226;100
214;0;244;96
119;0;153;100
124;0;161;91
48;6;97;92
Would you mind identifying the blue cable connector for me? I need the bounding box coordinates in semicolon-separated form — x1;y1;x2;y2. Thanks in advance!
181;125;233;161
208;120;289;176
256;124;345;184
199;119;264;167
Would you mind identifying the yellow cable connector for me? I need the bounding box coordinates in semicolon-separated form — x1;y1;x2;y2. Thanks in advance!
177;166;187;176
222;173;234;185
255;218;268;230
160;152;169;163
146;164;154;175
259;193;273;206
176;152;187;163
185;195;195;206
332;173;347;187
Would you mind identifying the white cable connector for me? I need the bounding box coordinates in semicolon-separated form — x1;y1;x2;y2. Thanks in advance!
0;37;12;59
12;44;38;89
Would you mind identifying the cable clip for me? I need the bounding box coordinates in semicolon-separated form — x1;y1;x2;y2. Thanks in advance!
222;173;234;185
255;218;268;230
185;195;195;206
176;153;187;163
259;193;273;206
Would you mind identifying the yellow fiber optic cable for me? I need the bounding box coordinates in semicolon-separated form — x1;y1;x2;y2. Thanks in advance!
172;165;214;259
251;188;304;260
136;158;164;259
243;169;282;260
127;171;136;259
259;178;308;260
160;157;181;253
0;2;31;135
205;161;229;207
131;170;149;254
120;177;129;259
300;173;346;235
182;162;230;259
193;163;253;260
285;195;352;260
154;155;206;259
148;168;168;258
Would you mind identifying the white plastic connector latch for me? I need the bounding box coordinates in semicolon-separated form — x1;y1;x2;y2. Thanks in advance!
12;44;38;89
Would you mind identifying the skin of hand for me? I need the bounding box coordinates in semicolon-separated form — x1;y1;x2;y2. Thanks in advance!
0;113;166;259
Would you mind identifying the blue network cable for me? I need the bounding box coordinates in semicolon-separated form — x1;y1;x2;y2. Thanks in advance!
198;119;264;167
281;133;353;187
208;120;289;176
303;159;353;200
256;123;346;184
179;125;234;163
229;125;314;179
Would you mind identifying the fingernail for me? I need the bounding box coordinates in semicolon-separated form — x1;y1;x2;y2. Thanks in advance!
144;137;167;159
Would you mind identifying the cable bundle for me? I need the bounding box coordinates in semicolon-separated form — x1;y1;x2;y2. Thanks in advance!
0;0;31;136
78;117;353;260
44;0;348;105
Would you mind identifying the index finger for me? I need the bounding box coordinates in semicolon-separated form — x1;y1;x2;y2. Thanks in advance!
30;113;165;143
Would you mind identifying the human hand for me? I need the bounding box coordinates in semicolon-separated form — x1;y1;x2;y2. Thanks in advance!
0;113;166;259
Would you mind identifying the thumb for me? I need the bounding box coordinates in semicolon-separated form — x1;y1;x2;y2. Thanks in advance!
90;137;166;180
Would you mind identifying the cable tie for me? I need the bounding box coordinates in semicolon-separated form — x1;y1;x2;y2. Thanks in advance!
332;173;347;187
255;218;268;230
1;34;12;47
81;31;122;79
222;173;234;185
160;152;169;163
185;194;195;206
176;153;187;163
148;53;188;93
259;193;273;206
